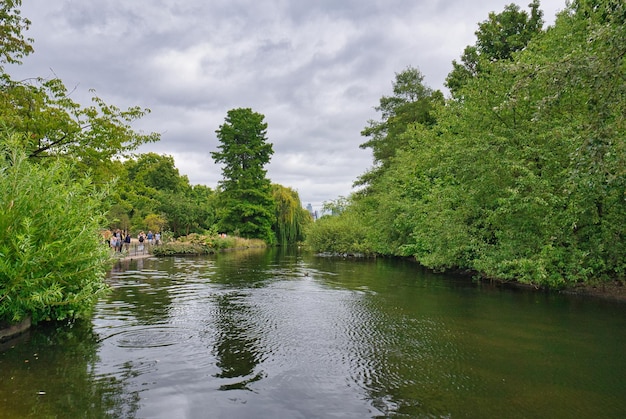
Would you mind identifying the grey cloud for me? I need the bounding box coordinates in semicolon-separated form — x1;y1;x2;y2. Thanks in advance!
9;0;567;208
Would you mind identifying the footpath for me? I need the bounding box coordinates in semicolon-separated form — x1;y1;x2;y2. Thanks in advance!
110;238;156;262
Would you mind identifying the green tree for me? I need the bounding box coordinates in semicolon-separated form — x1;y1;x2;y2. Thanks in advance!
348;68;442;254
445;1;544;97
157;192;200;236
0;136;110;324
107;203;132;231
0;0;33;70
357;66;442;189
305;199;371;255
396;0;626;286
187;184;217;232
271;184;311;245
108;153;216;237
310;0;626;288
144;213;167;234
511;0;626;283
0;78;159;162
0;1;159;164
211;108;275;242
126;153;185;193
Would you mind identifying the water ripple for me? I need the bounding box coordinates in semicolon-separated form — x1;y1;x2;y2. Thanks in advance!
100;326;195;349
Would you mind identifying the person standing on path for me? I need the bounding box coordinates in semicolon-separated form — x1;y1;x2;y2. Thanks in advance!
124;232;131;253
116;230;123;253
138;231;145;252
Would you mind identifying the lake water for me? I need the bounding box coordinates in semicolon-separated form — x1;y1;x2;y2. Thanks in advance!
1;248;625;418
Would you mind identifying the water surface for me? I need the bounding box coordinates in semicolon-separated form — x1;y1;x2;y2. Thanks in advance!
1;248;625;418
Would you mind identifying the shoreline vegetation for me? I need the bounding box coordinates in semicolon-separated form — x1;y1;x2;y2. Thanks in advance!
114;239;626;304
109;234;267;260
3;247;624;343
317;253;626;303
117;236;626;303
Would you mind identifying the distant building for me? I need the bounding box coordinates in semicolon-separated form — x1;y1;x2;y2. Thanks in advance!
306;203;318;221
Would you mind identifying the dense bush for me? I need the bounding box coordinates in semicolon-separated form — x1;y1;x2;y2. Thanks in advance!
151;242;214;256
304;211;373;255
0;140;111;323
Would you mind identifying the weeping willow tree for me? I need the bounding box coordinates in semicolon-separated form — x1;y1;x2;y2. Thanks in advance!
271;184;312;245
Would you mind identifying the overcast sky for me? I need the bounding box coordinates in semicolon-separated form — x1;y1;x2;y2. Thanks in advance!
9;0;566;211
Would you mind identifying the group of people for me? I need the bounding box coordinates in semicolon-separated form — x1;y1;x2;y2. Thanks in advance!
136;230;161;251
106;229;162;253
108;229;131;253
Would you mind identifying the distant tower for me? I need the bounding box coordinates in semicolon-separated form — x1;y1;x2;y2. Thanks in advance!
306;203;317;220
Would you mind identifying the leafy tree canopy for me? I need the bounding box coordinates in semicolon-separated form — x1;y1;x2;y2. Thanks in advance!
212;107;273;191
0;77;160;162
0;0;32;71
0;1;159;164
356;66;443;190
126;153;188;193
107;154;216;237
445;0;544;97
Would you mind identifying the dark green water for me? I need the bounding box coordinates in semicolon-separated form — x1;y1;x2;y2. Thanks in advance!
1;248;625;418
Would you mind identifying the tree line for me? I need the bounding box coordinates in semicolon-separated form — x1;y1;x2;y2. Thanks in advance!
3;0;623;325
0;0;310;324
306;0;626;289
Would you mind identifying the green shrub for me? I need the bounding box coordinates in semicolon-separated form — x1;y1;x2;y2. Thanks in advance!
0;140;111;324
304;212;373;255
151;242;214;256
151;233;266;256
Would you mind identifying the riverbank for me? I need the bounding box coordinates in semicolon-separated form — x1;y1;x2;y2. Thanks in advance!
111;251;154;262
477;273;626;303
116;248;626;302
3;252;623;342
559;280;626;302
108;237;155;261
400;255;626;303
0;317;31;343
150;235;267;257
496;279;626;302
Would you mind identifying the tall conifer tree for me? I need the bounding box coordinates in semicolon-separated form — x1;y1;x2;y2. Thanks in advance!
212;108;275;242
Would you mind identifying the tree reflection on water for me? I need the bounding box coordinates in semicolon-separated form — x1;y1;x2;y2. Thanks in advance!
0;320;140;419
